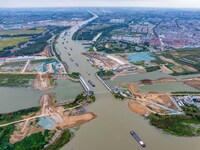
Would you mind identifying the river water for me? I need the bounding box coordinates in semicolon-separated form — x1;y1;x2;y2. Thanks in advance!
55;15;200;150
0;80;84;113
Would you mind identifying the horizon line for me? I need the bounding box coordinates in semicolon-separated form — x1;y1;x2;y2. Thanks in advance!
0;6;200;10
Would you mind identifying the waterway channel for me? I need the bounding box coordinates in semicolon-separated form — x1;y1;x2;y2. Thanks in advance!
55;13;200;150
0;80;84;113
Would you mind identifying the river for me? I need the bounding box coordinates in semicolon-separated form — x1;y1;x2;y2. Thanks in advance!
55;12;200;150
0;80;84;113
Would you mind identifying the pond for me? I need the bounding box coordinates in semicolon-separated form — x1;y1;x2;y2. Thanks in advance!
127;52;155;63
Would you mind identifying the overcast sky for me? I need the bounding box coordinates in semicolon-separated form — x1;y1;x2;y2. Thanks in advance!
0;0;200;8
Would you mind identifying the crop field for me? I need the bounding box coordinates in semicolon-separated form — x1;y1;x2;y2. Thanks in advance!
159;49;200;75
172;49;200;65
159;55;198;75
0;28;45;36
0;36;29;51
0;61;26;72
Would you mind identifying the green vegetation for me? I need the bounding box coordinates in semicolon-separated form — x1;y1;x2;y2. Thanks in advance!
171;71;198;76
68;72;80;79
0;125;50;150
132;60;145;67
30;58;56;64
0;107;40;125
13;130;50;150
0;74;36;88
64;93;87;108
97;70;114;78
0;125;15;150
0;124;71;150
96;40;148;54
184;105;199;115
44;130;72;150
52;35;62;62
171;91;200;95
162;51;200;75
0;37;30;51
50;78;56;87
73;22;125;41
0;26;69;57
64;93;95;108
113;93;124;100
145;66;160;72
148;106;200;136
88;94;96;103
0;28;45;36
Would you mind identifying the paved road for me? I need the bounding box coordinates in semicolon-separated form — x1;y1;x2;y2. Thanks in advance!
0;114;45;128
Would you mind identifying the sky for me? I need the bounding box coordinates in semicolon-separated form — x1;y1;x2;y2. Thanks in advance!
0;0;200;8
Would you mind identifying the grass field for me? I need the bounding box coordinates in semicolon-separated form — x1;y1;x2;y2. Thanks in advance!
0;37;29;51
0;28;45;36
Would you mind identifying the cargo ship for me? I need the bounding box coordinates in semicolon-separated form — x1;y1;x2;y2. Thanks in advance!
130;131;146;147
88;80;95;87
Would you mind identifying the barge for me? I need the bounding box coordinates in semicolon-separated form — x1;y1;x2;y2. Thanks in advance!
88;80;95;87
130;131;146;147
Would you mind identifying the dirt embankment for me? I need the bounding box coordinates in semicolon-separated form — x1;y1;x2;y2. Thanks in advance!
128;101;150;115
39;46;51;57
160;64;173;74
120;77;184;116
159;56;198;73
139;78;178;85
183;78;200;90
54;112;97;129
35;72;54;90
152;77;178;84
139;77;200;90
9;93;97;144
10;120;45;144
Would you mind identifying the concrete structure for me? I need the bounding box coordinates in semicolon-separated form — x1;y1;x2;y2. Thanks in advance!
79;75;93;95
106;55;126;65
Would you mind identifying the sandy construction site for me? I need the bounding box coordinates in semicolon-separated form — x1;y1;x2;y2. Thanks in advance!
34;72;54;90
8;93;96;144
118;77;200;116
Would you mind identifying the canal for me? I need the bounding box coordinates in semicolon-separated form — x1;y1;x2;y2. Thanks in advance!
56;13;200;150
0;80;84;113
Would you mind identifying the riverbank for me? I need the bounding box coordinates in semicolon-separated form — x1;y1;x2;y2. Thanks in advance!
0;91;97;149
51;9;200;150
114;77;200;137
148;108;200;137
